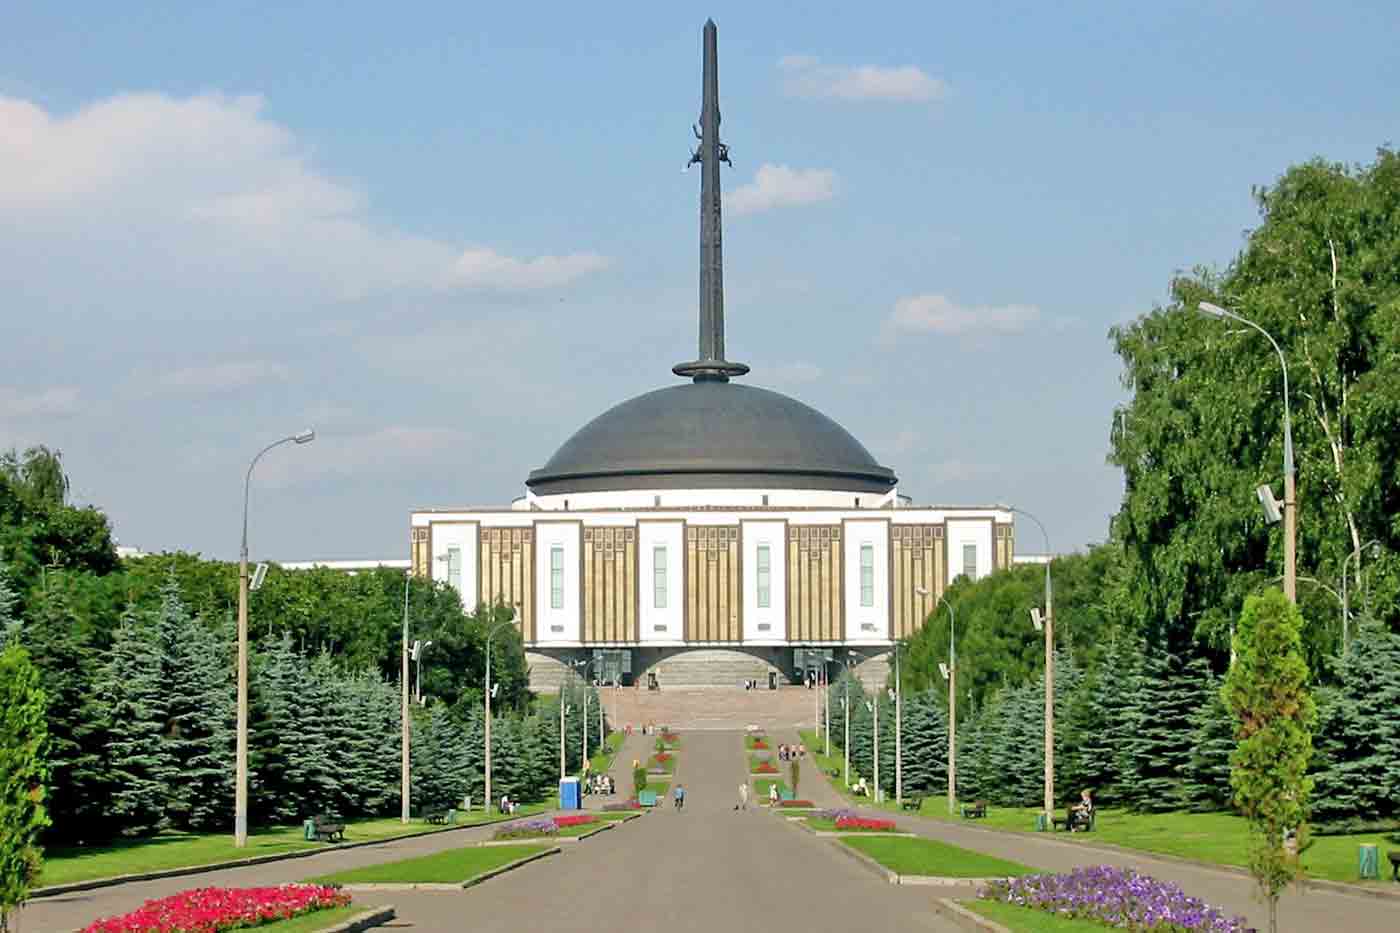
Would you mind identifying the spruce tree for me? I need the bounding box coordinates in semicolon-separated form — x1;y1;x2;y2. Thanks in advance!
249;632;301;823
899;689;948;795
1184;666;1235;812
1124;644;1204;811
96;609;176;835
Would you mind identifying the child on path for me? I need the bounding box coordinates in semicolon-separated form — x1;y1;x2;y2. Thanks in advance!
737;782;749;810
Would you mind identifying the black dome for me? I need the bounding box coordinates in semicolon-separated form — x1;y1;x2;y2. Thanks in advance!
526;382;897;495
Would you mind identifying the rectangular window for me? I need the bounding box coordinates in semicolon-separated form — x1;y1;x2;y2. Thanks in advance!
550;545;564;609
860;543;875;607
756;544;771;609
962;543;977;580
653;546;668;609
446;546;462;591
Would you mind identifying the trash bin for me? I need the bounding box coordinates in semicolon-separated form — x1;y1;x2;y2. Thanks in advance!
559;776;581;810
768;671;778;690
303;818;316;841
1035;812;1050;833
1359;843;1379;880
447;808;457;825
463;795;472;812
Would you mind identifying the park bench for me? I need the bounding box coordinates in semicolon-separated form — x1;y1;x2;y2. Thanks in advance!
1052;806;1095;833
961;800;987;819
1389;850;1400;881
423;809;449;825
310;814;345;842
900;794;925;812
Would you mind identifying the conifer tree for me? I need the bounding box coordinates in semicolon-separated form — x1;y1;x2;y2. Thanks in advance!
1184;666;1234;811
97;609;176;834
249;632;301;823
0;565;19;648
1124;644;1205;810
898;689;948;794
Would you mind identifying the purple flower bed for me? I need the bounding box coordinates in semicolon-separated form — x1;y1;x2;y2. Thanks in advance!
492;816;560;840
815;808;859;822
980;865;1253;933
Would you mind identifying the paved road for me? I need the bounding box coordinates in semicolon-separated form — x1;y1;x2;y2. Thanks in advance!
24;731;960;932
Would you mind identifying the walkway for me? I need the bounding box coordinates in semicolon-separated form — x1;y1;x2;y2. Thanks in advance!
23;731;960;932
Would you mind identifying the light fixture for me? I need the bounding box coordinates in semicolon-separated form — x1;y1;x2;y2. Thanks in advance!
938;662;950;680
1030;607;1044;632
250;562;268;591
1256;484;1283;525
1197;301;1228;318
294;429;316;444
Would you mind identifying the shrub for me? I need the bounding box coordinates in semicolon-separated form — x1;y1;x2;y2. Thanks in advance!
980;865;1249;932
835;816;895;831
492;817;559;840
632;764;648;797
81;885;349;933
0;645;48;933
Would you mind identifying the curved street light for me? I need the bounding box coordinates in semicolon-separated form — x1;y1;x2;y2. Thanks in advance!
1007;505;1054;823
921;587;957;815
1198;301;1296;604
235;429;314;848
484;615;519;813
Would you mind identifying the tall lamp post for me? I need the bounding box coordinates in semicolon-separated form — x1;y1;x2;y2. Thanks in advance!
868;695;880;803
236;429;314;848
1198;301;1296;605
400;570;411;824
892;645;903;808
822;657;831;755
920;587;957;815
1009;505;1054;823
484;616;517;814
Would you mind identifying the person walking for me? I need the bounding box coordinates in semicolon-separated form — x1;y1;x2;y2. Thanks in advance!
674;783;686;810
737;782;749;810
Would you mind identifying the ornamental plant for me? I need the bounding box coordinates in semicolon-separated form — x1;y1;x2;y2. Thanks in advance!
0;645;48;933
82;885;350;933
776;799;814;808
980;866;1249;933
816;807;859;822
835;816;896;832
492;816;559;840
754;761;778;774
552;814;597;828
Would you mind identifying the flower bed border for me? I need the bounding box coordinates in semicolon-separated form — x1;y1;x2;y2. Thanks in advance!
335;846;561;891
480;823;614;845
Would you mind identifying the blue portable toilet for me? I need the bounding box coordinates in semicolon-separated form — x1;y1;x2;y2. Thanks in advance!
559;776;581;810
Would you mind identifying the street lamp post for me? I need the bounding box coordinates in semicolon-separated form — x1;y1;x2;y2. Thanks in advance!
236;429;314;848
559;698;569;782
1198;301;1297;605
823;659;831;756
1010;506;1054;823
870;696;880;804
893;648;903;808
484;617;516;814
922;587;957;815
401;572;411;824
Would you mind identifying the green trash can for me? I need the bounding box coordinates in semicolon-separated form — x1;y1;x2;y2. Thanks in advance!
303;819;316;841
1359;843;1379;880
447;808;457;825
1035;812;1050;832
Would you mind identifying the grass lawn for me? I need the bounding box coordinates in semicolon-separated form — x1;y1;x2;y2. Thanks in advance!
310;844;549;885
963;900;1114;932
588;731;625;775
842;836;1033;878
247;905;365;932
799;729;853;788
806;817;897;833
40;808;549;888
645;781;671;798
594;811;640;821
753;778;790;801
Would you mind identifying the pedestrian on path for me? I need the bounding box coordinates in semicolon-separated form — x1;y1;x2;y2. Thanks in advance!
737;782;749;810
674;784;686;810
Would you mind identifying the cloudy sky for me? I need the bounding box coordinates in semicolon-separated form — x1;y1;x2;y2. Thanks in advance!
3;2;1397;561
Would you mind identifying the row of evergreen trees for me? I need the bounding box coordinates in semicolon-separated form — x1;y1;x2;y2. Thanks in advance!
828;621;1400;827
0;568;608;842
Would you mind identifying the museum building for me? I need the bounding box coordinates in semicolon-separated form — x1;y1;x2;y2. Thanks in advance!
406;22;1015;689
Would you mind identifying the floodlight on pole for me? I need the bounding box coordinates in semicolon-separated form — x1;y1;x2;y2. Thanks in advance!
1007;505;1054;825
236;429;315;848
1198;301;1296;604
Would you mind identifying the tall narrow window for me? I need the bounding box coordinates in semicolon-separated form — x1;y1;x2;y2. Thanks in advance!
446;546;462;592
550;545;564;609
653;546;668;609
756;544;771;608
962;543;977;581
860;543;875;607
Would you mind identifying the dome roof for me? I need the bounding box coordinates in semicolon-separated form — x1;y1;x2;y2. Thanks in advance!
526;381;897;495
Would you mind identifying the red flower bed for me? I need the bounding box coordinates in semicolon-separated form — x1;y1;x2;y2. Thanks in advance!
602;799;643;811
836;816;897;831
553;814;598;828
654;752;672;763
777;799;815;808
750;740;768;749
661;733;679;744
754;762;778;773
82;885;349;933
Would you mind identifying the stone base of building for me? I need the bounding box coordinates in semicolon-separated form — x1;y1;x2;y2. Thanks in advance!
525;646;896;693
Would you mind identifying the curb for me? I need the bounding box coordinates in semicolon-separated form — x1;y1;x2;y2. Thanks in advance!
336;845;561;892
480;822;614;846
462;845;561;888
323;906;396;933
828;836;898;883
32;814;532;900
930;898;1010;933
824;836;1008;888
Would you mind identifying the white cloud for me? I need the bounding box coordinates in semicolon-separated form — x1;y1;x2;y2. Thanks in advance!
0;386;81;418
261;425;471;486
885;294;1041;338
779;56;947;102
155;360;290;394
0;93;609;299
765;361;824;387
724;164;836;216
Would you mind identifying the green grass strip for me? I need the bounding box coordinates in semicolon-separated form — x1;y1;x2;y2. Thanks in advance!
842;836;1033;878
752;778;790;800
245;905;365;932
310;844;549;885
962;899;1114;931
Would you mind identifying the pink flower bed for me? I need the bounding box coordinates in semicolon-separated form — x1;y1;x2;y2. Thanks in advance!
754;762;778;773
553;814;598;828
82;885;349;933
836;816;897;831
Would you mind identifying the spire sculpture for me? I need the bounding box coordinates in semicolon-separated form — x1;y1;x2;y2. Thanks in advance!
674;19;749;383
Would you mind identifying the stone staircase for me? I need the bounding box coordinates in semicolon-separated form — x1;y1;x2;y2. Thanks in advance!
599;685;822;732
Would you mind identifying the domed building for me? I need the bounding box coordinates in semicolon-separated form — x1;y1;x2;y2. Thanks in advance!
409;23;1015;689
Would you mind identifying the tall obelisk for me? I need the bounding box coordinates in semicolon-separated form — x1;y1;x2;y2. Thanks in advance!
674;19;749;382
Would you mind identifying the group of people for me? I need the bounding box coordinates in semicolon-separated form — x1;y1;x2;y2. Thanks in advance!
585;773;615;796
497;794;520;814
777;743;805;761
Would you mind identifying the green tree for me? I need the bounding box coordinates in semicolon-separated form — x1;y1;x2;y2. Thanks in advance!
0;646;49;933
1184;669;1236;812
898;690;948;795
1225;591;1316;933
0;564;18;648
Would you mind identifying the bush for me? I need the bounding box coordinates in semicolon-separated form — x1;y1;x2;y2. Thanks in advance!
632;764;647;797
0;645;49;932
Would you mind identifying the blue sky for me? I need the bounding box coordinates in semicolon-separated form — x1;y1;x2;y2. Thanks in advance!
3;2;1397;560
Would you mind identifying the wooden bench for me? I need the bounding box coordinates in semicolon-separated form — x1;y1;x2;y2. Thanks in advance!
310;814;345;842
1389;850;1400;881
423;810;449;825
900;795;925;812
1052;807;1095;833
961;800;987;819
